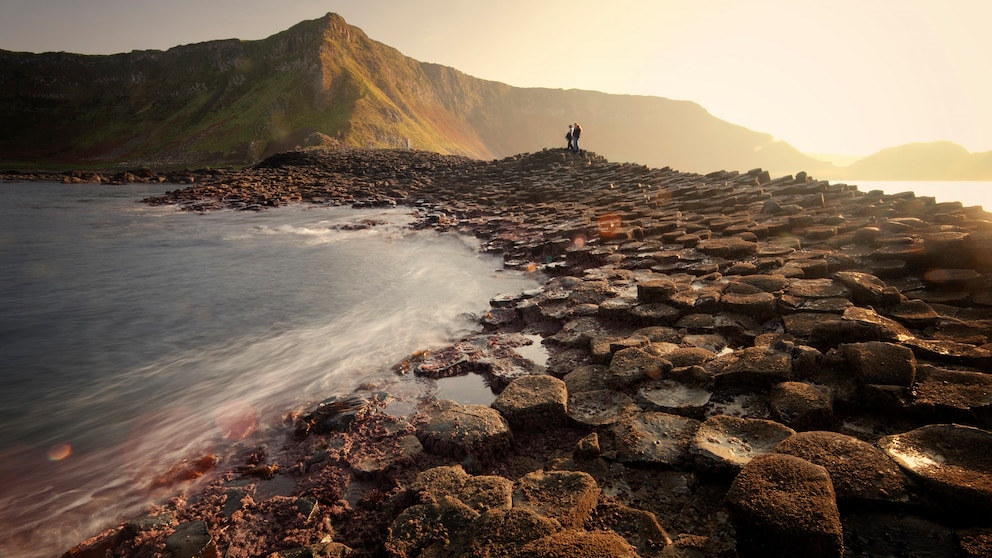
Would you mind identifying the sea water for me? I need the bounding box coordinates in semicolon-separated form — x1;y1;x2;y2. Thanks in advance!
0;182;540;557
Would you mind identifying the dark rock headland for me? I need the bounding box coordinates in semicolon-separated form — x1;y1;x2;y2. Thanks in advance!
45;147;992;557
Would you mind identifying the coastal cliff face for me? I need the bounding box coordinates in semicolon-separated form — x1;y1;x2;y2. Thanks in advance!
0;13;830;175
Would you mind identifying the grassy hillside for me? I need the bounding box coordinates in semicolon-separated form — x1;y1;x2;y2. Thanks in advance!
0;13;830;176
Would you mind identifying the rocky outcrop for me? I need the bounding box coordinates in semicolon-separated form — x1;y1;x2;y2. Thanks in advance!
62;147;992;557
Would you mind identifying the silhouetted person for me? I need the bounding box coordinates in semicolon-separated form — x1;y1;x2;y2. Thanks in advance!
566;124;574;151
572;122;582;153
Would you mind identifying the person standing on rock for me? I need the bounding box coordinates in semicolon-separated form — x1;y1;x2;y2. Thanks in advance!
566;124;574;151
572;122;582;153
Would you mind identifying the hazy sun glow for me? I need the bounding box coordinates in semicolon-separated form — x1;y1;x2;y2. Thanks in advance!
2;0;990;158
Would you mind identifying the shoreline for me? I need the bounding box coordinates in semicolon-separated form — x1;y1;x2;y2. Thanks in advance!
52;146;992;557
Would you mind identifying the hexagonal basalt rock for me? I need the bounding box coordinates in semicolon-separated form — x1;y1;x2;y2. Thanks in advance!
518;531;639;557
706;346;793;389
608;346;672;390
610;411;701;467
415;400;513;469
809;306;915;349
773;430;909;506
691;414;796;473
637;379;712;418
411;465;514;512
512;470;601;529
879;424;992;516
840;341;917;387
491;374;568;430
385;496;480;558
696;237;758;259
769;381;834;430
727;453;843;558
567;389;640;427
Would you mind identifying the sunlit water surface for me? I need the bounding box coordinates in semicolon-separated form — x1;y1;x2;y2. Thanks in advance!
0;182;539;557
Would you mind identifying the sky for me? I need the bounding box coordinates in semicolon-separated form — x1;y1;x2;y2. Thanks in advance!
3;0;991;159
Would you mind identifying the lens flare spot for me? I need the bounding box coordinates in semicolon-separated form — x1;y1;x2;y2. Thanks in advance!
525;262;538;273
597;213;623;239
214;401;258;441
47;443;72;461
572;235;587;248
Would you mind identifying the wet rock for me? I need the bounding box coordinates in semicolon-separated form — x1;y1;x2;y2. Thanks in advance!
903;337;992;368
769;381;834;430
415;400;513;470
164;520;218;558
637;379;712;418
773;431;909;506
295;394;369;437
512;470;601;529
491;374;568;430
610;411;701;467
879;424;992;516
691;414;796;473
567;389;640;427
727;453;843;558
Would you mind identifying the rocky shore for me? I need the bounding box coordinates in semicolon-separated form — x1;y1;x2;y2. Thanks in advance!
50;146;992;557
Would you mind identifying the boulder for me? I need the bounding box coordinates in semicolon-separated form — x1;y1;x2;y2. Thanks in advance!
411;465;513;512
773;431;909;505
726;454;844;558
491;374;568;430
512;470;601;529
385;496;479;558
769;381;834;430
809;306;914;349
416;400;513;470
707;346;792;389
840;341;917;387
608;347;672;389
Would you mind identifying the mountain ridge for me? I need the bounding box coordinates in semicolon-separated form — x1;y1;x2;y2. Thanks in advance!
1;13;988;180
